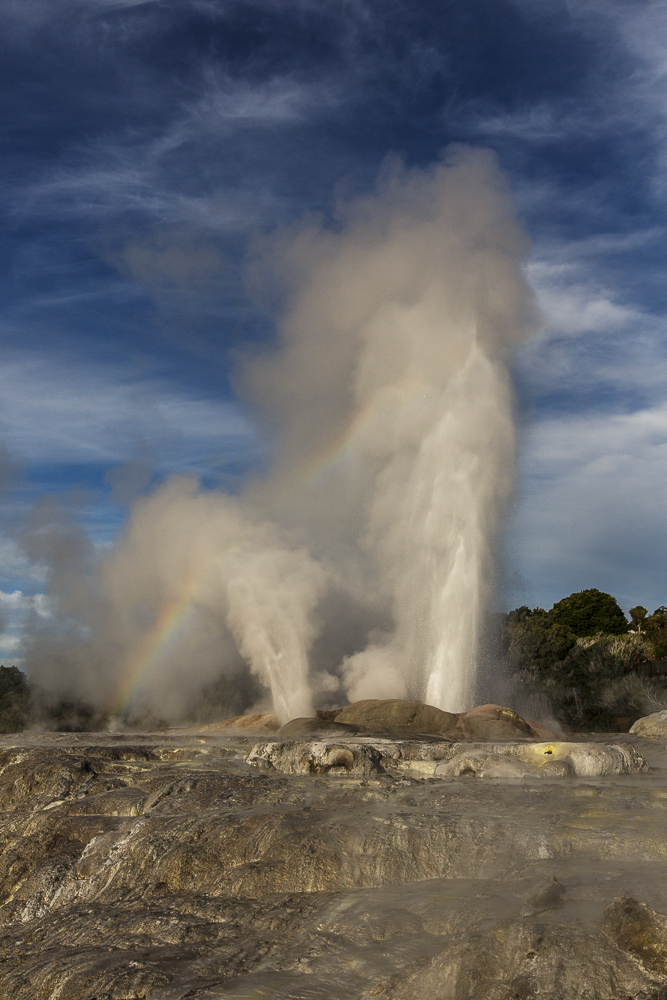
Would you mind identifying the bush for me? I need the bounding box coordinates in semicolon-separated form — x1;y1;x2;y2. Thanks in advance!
548;588;628;637
598;674;667;721
502;596;655;730
0;665;31;733
507;616;577;676
643;607;667;658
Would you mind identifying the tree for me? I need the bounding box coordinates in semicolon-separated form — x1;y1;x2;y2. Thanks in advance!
629;606;648;632
548;589;628;637
502;595;652;731
643;607;667;658
507;617;577;676
0;665;30;733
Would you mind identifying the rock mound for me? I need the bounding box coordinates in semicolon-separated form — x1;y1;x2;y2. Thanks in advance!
187;712;280;735
276;717;365;738
247;738;649;780
332;699;539;740
334;698;458;736
456;703;538;740
630;709;667;739
211;701;541;741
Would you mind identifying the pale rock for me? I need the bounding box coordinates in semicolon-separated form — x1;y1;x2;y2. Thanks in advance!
434;741;649;779
245;740;386;776
434;751;539;779
630;709;667;739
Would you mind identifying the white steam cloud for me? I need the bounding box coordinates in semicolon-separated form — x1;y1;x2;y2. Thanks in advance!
21;146;535;724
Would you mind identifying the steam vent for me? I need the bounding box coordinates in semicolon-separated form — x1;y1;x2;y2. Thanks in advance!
4;700;667;998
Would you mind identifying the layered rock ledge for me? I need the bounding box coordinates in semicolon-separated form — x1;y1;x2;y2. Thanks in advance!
1;721;667;999
246;737;649;779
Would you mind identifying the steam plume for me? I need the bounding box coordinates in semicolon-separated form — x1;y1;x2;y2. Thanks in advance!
21;146;534;724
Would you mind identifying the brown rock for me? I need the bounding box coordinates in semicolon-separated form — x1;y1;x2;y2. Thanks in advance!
333;699;537;740
186;713;280;735
276;717;364;738
604;896;667;973
334;699;459;737
455;704;538;740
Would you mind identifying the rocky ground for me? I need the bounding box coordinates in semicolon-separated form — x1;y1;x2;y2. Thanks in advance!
2;729;667;998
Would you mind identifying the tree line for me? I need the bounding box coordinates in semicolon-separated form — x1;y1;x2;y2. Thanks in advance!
501;588;667;731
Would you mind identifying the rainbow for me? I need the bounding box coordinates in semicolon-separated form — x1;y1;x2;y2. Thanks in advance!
268;375;427;510
113;378;426;716
114;583;196;720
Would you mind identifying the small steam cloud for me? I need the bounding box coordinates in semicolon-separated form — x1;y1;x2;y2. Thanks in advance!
20;146;535;725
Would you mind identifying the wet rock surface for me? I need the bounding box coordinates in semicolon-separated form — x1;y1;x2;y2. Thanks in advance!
2;731;667;998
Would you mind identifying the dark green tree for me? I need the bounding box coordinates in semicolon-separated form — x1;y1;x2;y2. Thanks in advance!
505;615;577;676
644;607;667;658
0;665;30;733
502;595;652;731
629;606;648;632
547;589;628;637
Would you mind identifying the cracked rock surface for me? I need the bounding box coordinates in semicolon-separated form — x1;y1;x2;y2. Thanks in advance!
2;731;667;998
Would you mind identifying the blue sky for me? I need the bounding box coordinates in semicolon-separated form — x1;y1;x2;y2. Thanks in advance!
1;0;666;661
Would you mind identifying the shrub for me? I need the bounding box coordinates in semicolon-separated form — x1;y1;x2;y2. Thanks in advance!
0;665;31;733
548;588;628;637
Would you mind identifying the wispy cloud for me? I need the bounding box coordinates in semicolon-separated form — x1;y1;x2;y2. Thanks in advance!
0;589;50;615
0;348;255;469
507;401;667;612
0;540;47;588
0;588;51;664
14;72;341;233
527;259;642;337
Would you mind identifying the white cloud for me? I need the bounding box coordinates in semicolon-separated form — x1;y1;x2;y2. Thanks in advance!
470;102;605;144
508;402;667;612
527;259;641;336
193;76;339;128
0;589;50;664
516;231;667;405
0;348;255;469
0;539;47;586
0;0;158;34
18;74;339;232
0;590;51;615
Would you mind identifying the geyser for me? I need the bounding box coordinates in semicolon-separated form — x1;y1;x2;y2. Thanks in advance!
21;146;534;724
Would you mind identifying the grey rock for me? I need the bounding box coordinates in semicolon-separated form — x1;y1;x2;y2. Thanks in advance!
0;731;665;1000
522;874;566;915
331;698;539;741
434;741;648;779
434;751;538;779
245;739;386;775
630;708;667;738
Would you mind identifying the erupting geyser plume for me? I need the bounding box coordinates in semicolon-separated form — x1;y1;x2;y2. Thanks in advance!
21;147;535;724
